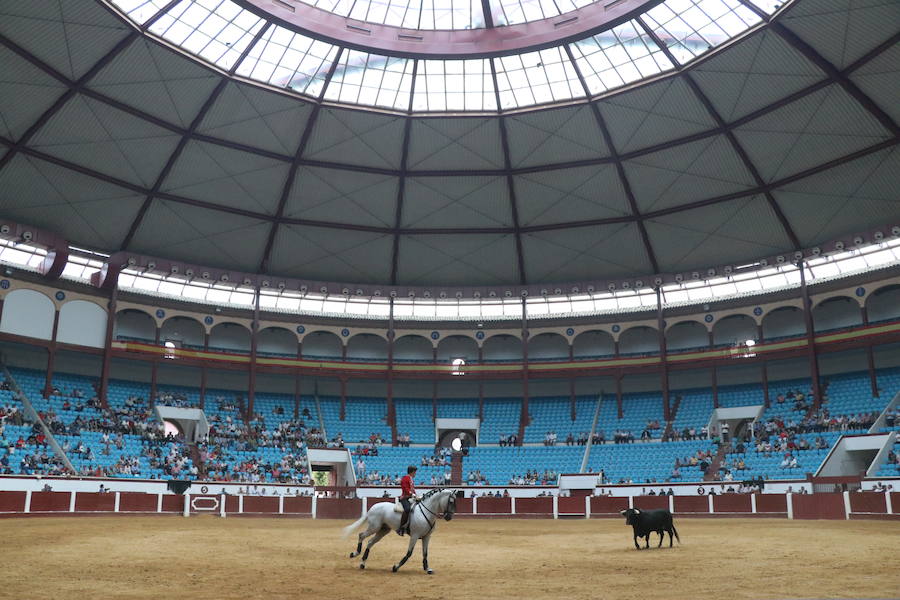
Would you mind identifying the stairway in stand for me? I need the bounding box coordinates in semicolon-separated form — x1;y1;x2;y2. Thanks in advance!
663;394;682;440
703;442;731;482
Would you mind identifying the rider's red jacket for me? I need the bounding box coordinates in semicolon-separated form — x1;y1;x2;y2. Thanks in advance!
400;474;416;499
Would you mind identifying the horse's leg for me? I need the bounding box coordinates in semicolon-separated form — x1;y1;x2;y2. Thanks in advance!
421;533;433;574
392;535;418;573
349;520;378;558
359;526;390;570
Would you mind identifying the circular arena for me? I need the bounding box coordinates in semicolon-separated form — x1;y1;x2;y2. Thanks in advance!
0;0;899;598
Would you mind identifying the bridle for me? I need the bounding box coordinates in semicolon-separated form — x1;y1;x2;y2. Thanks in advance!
416;490;456;533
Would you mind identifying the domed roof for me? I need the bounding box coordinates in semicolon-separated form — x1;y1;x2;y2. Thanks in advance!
0;0;897;288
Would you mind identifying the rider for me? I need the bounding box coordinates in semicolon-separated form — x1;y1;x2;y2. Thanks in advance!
397;465;418;536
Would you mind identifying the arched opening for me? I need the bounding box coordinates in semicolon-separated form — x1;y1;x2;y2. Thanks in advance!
161;316;205;349
258;327;298;357
346;333;388;361
762;306;805;341
527;332;568;360
666;320;708;351
302;331;343;359
572;330;614;358
812;296;862;333
712;314;757;347
437;335;478;363
866;285;900;323
209;322;251;354
393;334;432;362
618;326;658;356
482;334;523;362
113;309;156;343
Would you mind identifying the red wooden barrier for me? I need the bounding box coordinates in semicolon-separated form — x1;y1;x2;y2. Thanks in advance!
30;491;70;512
590;495;629;515
317;498;361;519
242;496;279;514
75;492;116;512
633;495;668;511
0;491;26;512
557;496;585;515
892;492;900;513
755;494;787;514
161;495;184;513
792;492;844;520
225;495;241;513
713;494;752;513
849;492;886;514
476;497;511;514
283;496;312;514
454;497;473;514
515;497;553;515
673;495;708;513
118;492;158;512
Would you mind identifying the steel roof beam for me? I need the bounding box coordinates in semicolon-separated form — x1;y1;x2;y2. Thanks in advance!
564;44;660;274
3;132;895;237
390;59;419;285
682;72;802;251
0;31;137;173
771;22;899;137
257;47;346;274
0;25;894;180
490;59;528;285
480;0;496;28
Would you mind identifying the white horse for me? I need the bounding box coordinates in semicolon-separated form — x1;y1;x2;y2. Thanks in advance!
342;488;457;574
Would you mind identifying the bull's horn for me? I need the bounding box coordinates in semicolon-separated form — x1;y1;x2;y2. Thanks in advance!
634;509;641;514
619;509;626;515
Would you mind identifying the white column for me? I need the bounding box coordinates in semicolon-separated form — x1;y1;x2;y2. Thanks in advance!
472;496;477;515
786;493;794;520
510;496;516;516
24;490;32;513
750;493;757;514
220;494;226;518
69;491;77;513
278;494;284;515
183;494;190;517
842;490;851;520
585;495;591;519
311;493;317;519
239;494;244;515
708;494;714;513
156;493;163;513
886;490;893;514
362;496;368;517
668;494;675;513
552;495;558;519
628;495;634;509
114;492;120;513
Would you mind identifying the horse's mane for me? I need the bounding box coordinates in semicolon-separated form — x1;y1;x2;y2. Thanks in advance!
420;488;444;500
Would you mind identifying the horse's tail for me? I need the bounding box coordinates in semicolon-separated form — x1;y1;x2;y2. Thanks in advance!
341;512;369;539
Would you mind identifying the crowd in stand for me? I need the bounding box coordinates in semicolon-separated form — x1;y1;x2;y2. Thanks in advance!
506;469;558;485
466;469;490;485
498;433;518;446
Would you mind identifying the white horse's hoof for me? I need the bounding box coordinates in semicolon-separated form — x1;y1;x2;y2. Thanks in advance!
359;564;365;570
392;565;399;573
426;569;434;575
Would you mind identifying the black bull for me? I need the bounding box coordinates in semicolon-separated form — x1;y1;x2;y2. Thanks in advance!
620;508;681;550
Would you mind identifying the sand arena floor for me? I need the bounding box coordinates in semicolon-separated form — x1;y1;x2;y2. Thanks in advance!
1;516;898;600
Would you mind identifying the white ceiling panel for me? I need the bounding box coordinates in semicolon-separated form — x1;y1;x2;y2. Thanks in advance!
407;117;504;170
402;176;511;228
286;167;398;227
0;45;69;141
505;105;608;168
90;38;221;129
781;0;900;69
514;165;629;227
597;77;717;154
129;200;270;272
160;141;288;215
397;234;520;285
305;107;404;169
691;29;825;122
268;225;393;283
734;85;892;182
522;223;652;283
29;94;181;187
0;154;145;249
644;196;793;272
198;81;314;156
0;0;132;81
624;135;756;213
